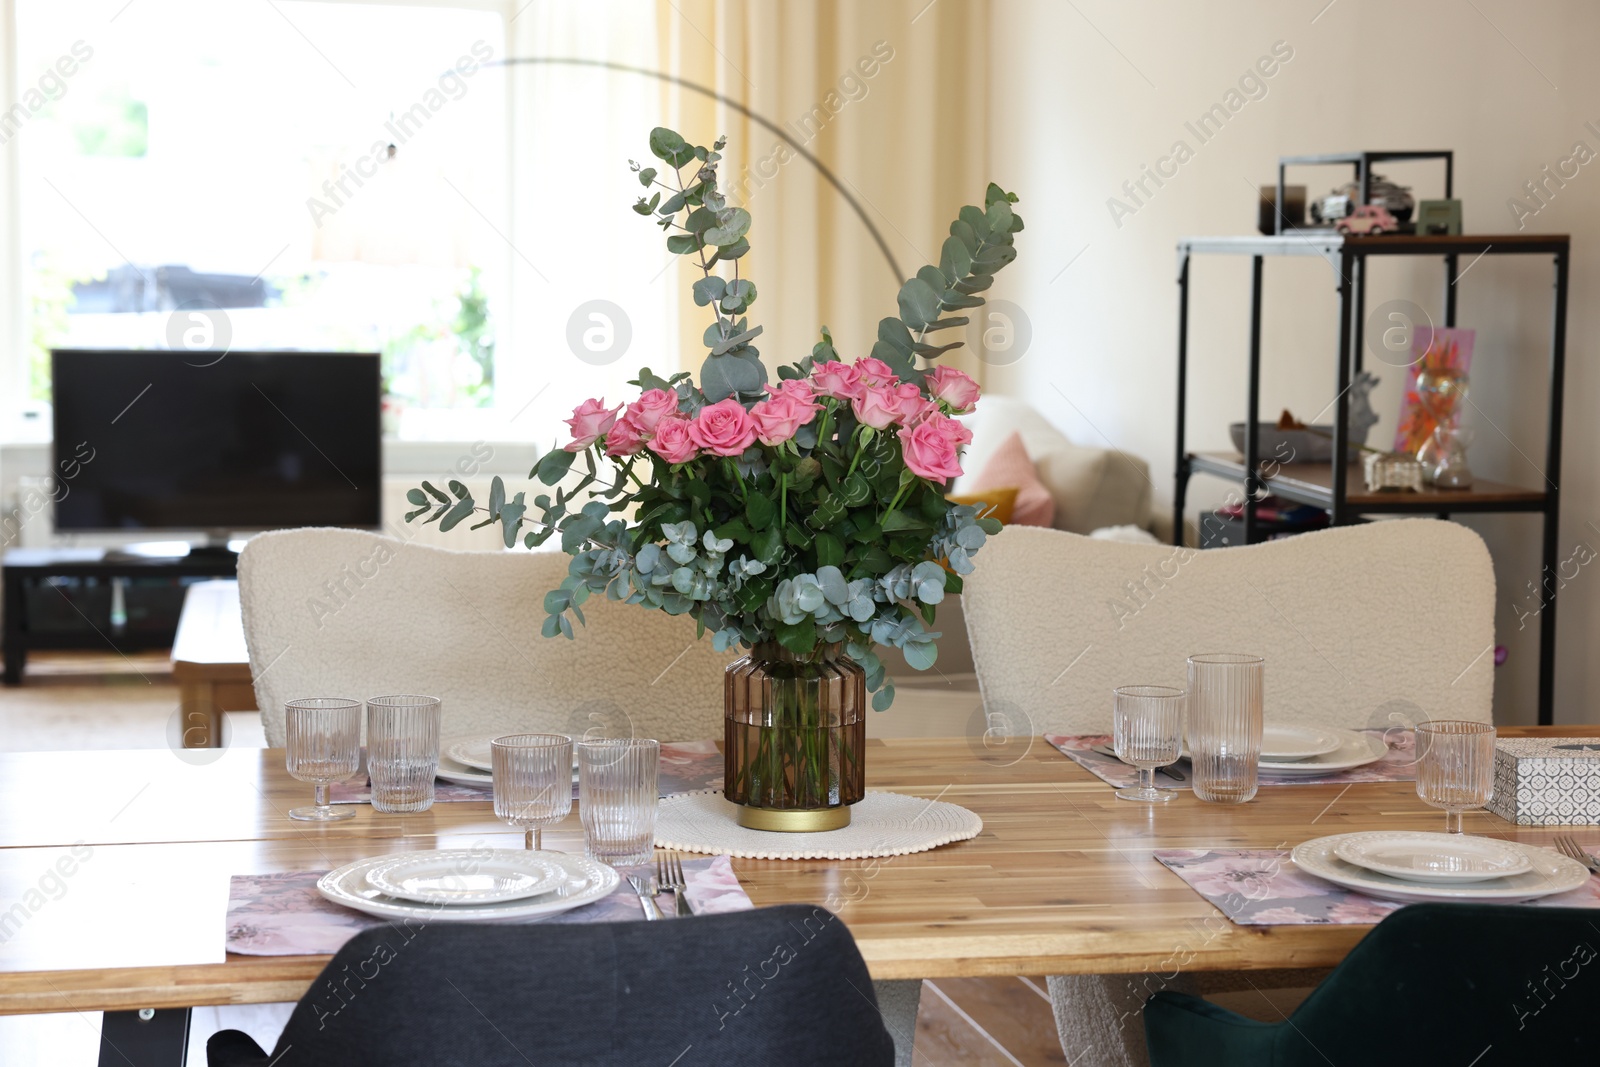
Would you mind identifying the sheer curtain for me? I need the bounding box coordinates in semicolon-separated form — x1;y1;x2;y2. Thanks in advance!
658;0;995;388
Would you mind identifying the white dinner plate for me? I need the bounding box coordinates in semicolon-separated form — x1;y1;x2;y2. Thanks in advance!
1332;831;1534;884
1292;833;1589;903
318;850;620;922
434;753;493;787
1256;729;1388;777
364;849;566;905
1259;724;1344;762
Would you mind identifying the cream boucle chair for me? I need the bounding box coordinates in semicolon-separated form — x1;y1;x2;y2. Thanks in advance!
964;518;1494;737
238;528;734;747
962;518;1496;1067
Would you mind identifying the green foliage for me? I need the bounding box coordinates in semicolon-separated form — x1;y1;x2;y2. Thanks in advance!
405;129;1026;710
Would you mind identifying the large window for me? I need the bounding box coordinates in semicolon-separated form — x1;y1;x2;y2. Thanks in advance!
14;0;508;417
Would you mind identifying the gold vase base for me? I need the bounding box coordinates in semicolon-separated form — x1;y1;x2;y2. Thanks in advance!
736;804;852;832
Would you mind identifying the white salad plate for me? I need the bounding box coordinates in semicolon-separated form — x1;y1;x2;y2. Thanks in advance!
1256;729;1388;777
1332;831;1534;884
364;849;567;905
1258;724;1344;762
445;738;497;772
319;850;619;922
1292;833;1588;903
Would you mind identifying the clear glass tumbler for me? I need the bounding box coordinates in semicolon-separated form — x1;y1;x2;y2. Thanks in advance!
1112;686;1185;803
577;738;659;866
366;695;442;814
1415;720;1496;833
1186;653;1264;804
285;697;362;821
492;733;574;851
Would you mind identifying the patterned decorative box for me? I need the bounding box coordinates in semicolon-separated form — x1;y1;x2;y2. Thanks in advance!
1488;738;1600;825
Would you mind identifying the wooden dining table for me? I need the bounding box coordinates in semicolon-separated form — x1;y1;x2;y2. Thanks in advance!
0;724;1593;1054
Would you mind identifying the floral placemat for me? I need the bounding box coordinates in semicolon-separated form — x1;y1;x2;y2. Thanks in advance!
226;853;751;957
1154;848;1600;925
1045;730;1417;790
328;740;725;805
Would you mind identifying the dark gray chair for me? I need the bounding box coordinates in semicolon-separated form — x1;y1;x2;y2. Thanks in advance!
208;905;895;1066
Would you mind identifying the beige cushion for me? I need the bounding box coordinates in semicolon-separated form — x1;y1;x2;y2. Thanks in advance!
956;396;1151;534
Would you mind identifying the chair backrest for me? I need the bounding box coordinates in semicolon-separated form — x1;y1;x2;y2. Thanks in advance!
963;519;1494;735
247;906;895;1066
1146;903;1600;1065
238;528;734;747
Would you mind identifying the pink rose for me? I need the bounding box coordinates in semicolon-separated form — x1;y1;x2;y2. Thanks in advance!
687;398;759;457
765;378;818;404
853;357;897;388
899;414;965;481
627;388;680;433
851;383;903;429
648;415;698;464
562;397;622;452
750;392;820;446
889;381;933;423
605;412;647;457
927;365;981;415
810;360;862;400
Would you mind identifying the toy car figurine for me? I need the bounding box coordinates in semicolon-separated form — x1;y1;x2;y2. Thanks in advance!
1336;203;1399;235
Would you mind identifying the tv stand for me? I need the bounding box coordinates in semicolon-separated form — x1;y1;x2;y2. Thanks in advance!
2;546;238;685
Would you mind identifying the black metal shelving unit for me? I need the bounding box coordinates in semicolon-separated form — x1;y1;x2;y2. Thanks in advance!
1172;224;1570;725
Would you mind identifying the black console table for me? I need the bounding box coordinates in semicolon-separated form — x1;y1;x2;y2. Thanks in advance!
2;547;237;684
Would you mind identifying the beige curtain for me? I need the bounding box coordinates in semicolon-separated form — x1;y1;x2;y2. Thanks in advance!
656;0;993;383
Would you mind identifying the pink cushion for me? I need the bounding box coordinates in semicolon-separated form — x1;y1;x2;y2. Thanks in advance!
966;431;1056;527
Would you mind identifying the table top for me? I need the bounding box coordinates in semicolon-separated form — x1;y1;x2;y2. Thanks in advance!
0;727;1594;1017
170;579;249;673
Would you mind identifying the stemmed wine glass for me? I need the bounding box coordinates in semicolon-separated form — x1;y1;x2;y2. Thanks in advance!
284;698;362;821
492;734;574;851
1415;720;1496;833
1112;686;1185;803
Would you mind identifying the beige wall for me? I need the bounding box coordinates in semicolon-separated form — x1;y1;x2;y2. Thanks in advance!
988;0;1599;724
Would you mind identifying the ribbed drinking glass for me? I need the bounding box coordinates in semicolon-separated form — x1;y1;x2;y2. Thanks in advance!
576;738;659;866
284;697;362;821
492;733;573;851
1186;653;1264;804
1415;720;1496;833
1112;686;1185;803
366;695;442;814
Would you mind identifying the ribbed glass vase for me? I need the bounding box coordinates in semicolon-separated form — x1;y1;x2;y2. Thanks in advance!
724;641;866;831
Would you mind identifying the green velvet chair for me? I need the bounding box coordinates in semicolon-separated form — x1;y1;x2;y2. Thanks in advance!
1144;903;1600;1066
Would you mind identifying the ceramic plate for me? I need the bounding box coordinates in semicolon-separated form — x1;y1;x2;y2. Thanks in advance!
445;737;496;772
1333;831;1533;884
364;849;566;905
1256;729;1388;777
318;850;619;922
1259;724;1344;761
435;753;493;788
445;737;580;780
1292;833;1588;903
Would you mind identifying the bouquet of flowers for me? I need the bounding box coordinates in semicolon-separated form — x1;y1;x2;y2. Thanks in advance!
407;128;1021;710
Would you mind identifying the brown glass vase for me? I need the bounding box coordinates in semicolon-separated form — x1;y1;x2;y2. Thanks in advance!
723;641;866;831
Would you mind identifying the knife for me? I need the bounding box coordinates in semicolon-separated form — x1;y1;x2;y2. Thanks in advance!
627;875;663;920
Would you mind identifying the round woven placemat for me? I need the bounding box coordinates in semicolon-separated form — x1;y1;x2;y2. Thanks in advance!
653;790;983;860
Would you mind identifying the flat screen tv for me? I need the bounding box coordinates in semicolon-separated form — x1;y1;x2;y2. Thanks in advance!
52;349;382;534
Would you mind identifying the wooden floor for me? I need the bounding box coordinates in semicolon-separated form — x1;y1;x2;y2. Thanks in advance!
916;977;1066;1065
0;652;1067;1064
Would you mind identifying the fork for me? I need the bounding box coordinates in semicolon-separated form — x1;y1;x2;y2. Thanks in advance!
657;851;694;916
1554;835;1600;874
